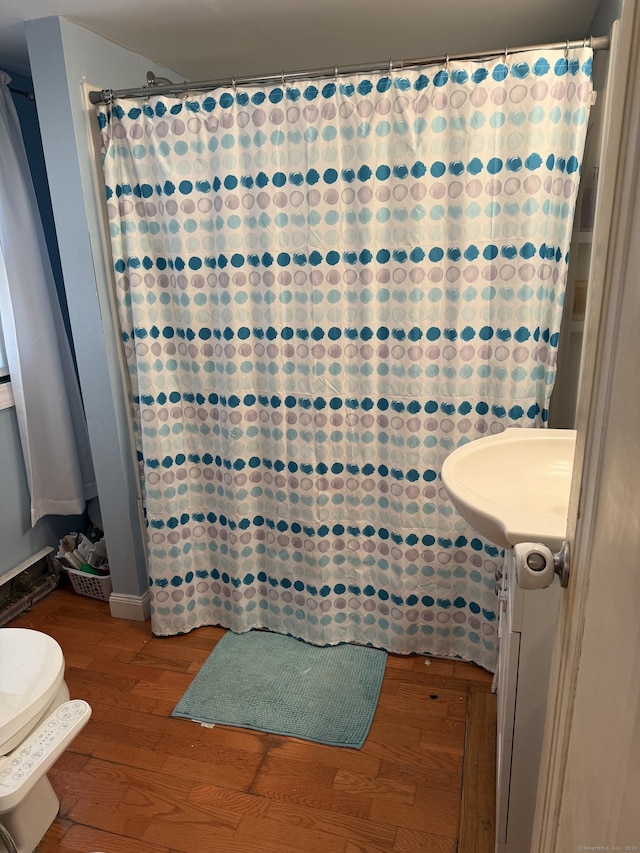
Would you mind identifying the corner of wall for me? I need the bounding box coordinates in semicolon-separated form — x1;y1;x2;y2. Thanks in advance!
589;0;623;35
23;16;180;603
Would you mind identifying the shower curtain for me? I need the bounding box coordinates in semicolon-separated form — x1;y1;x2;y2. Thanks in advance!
98;46;592;670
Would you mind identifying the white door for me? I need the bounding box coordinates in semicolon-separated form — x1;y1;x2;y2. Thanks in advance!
533;2;640;849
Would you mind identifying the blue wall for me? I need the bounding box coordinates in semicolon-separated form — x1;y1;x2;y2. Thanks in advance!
26;17;182;601
0;407;79;575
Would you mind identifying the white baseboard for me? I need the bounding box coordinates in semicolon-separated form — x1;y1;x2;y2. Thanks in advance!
108;590;150;621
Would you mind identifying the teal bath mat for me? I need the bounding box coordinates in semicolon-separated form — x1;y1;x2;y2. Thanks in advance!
172;630;387;748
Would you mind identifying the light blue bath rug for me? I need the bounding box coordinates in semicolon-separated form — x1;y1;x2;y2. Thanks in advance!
172;630;387;748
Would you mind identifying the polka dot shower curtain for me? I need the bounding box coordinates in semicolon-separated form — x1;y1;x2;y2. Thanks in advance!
97;46;592;670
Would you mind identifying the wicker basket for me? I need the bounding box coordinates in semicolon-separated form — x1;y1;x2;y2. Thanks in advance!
65;567;112;601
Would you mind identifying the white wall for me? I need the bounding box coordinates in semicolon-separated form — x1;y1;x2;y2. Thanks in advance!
555;0;640;840
26;17;182;600
533;0;638;845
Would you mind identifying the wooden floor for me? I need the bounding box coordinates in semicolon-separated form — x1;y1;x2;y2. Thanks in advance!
8;585;495;853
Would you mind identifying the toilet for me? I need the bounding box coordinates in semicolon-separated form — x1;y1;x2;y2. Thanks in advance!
0;629;91;853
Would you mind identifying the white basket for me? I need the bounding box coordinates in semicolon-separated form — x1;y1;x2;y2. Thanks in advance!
65;567;112;601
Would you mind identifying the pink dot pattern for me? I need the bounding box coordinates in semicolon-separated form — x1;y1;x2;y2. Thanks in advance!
97;48;593;671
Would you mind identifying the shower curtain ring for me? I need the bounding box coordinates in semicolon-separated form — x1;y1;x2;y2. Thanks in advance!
388;59;393;75
231;76;237;91
281;70;286;87
565;39;570;58
504;46;508;62
334;65;339;82
445;54;450;72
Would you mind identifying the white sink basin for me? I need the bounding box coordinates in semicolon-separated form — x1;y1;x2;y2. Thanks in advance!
441;428;577;550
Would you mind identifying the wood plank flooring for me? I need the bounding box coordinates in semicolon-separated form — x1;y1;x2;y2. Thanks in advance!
458;688;497;853
7;585;495;853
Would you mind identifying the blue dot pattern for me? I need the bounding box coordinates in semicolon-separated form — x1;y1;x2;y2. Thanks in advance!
97;47;593;671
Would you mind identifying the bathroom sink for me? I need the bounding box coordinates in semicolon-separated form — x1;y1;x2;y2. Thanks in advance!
441;428;577;550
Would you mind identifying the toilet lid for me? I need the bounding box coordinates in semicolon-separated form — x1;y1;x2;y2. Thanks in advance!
0;628;65;752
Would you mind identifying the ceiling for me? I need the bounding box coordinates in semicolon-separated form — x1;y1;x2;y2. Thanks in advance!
1;0;602;83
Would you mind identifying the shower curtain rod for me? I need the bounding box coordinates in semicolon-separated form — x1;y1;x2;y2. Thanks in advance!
88;33;610;105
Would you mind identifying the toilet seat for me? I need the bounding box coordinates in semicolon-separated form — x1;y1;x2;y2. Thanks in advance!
0;629;66;756
0;628;90;853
